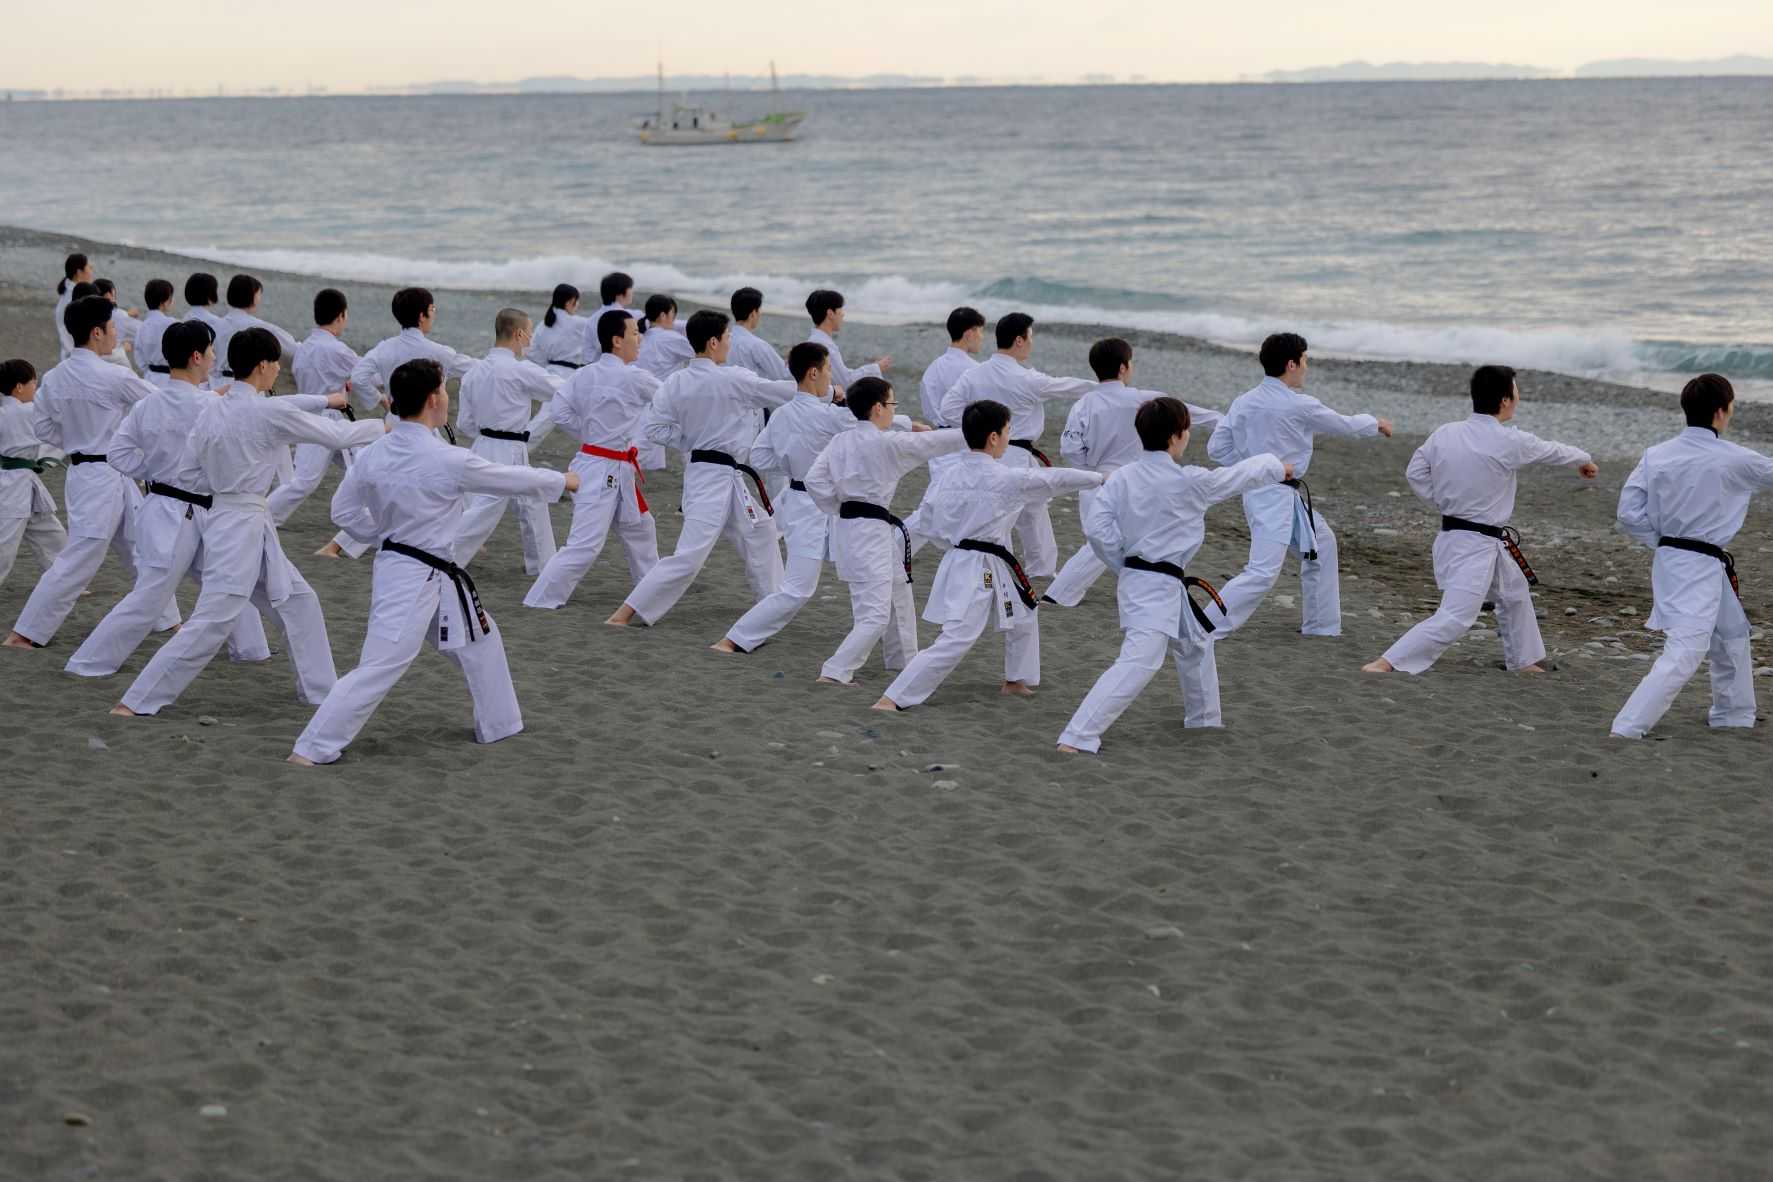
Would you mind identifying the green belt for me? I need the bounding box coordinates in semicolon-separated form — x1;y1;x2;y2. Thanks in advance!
0;456;46;473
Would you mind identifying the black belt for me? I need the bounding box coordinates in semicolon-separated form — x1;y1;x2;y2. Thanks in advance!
145;481;213;511
788;479;808;493
1660;536;1739;598
147;363;171;374
691;448;773;514
68;452;108;465
381;539;490;642
0;456;46;473
479;427;530;442
548;359;583;369
1123;555;1227;634
1442;515;1538;585
442;424;457;446
1282;477;1317;561
341;405;356;422
1008;438;1052;467
839;500;912;583
955;539;1037;611
219;369;233;378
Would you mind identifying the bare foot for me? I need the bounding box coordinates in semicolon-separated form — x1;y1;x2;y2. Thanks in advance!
871;696;902;711
1001;681;1035;697
286;753;316;767
605;605;636;627
313;541;343;559
710;638;741;654
1519;663;1547;673
1056;743;1082;754
1360;658;1395;673
3;632;40;649
109;703;137;717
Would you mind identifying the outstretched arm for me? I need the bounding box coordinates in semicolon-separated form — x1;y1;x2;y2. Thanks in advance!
453;450;569;500
1511;429;1594;473
1196;453;1289;506
268;398;383;450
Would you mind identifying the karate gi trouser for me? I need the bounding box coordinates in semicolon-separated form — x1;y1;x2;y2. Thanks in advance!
64;511;271;677
725;551;824;651
820;577;918;684
120;561;335;714
621;475;782;625
12;499;180;645
1001;448;1060;578
882;595;1039;706
0;512;66;587
268;441;369;558
523;459;658;608
1058;626;1220;752
1045;543;1108;607
291;583;522;763
1216;517;1342;636
1381;533;1543;674
1611;574;1754;738
455;440;557;576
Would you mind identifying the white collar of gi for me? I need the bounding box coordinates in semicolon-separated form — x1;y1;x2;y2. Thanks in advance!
688;356;720;370
1680;425;1722;441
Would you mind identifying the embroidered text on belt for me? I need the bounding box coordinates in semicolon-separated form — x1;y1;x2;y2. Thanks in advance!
690;448;773;514
145;480;214;519
580;444;649;513
1660;536;1740;599
1008;438;1053;467
1442;515;1538;586
479;427;530;442
381;539;491;641
955;539;1038;610
839;500;913;583
1283;477;1318;561
1123;555;1228;634
68;452;108;465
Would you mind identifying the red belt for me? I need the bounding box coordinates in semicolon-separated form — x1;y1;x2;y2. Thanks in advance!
580;444;648;513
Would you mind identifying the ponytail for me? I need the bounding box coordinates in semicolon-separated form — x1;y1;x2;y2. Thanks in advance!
544;283;579;328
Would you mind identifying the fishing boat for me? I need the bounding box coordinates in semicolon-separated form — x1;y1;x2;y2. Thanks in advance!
636;62;806;146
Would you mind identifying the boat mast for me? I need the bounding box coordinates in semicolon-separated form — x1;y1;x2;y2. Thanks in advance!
770;60;780;115
656;55;665;122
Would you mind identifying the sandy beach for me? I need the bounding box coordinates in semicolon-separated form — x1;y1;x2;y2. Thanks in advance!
3;225;1771;1180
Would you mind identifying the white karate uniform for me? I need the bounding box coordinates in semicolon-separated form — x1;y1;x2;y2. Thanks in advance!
939;353;1096;577
54;285;75;361
9;351;180;645
1206;377;1380;636
186;307;229;382
636;325;696;381
212;308;299;383
453;347;562;575
619;359;797;624
523;356;663;608
1610;427;1773;738
0;395;66;587
349;327;477;413
806;326;881;389
883;451;1101;706
919;346;978;428
1379;414;1591;674
531;309;589;370
803;425;968;683
108;307;141;371
63;380;272;677
728;324;793;382
580;303;633;364
119;393;382;715
290;421;569;763
1046;383;1224;607
720;391;862;652
267;328;377;556
134;310;176;389
1058;450;1287;752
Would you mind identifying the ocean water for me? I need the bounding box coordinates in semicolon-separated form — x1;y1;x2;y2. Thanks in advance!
4;79;1772;390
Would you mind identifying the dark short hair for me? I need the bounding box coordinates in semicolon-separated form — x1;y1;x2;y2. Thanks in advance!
643;293;677;323
64;296;113;348
597;309;634;354
806;289;844;325
1470;364;1518;415
227;326;282;377
94;278;117;298
1089;337;1133;382
185;272;219;306
162;320;214;371
600;272;633;306
226;274;263;310
144;278;175;309
390;358;444;417
686;309;729;354
788;341;829;383
1682;373;1735;429
1135;396;1192;450
392;287;434;329
545;283;579;327
313;288;348;326
0;358;36;395
70;282;99;302
60;252;88;292
946;306;986;342
731;286;764;322
1259;332;1308;378
845;376;894;421
995;313;1034;351
962;399;1011;448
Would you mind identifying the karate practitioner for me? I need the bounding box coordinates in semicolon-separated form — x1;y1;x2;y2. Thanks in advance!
1058;399;1292;753
1044;338;1224;607
1206;333;1393;637
452;308;562;575
523;312;662;609
803;377;965;685
211;274;299;386
1610;374;1773;738
184;273;229;362
5;298;180;649
531;284;589;371
134;279;179;389
64;321;273;678
0;360;67;588
938;313;1097;578
348;286;477;415
873;399;1102;710
579;271;636;363
112;328;381;717
1362;365;1596;676
806;289;891;386
635;294;696;381
288;359;577;766
55;253;93;360
920;307;985;427
728;287;793;382
269;288;380;559
607;310;798;628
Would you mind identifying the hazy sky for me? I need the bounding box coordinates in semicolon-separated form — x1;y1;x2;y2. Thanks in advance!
12;0;1772;92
